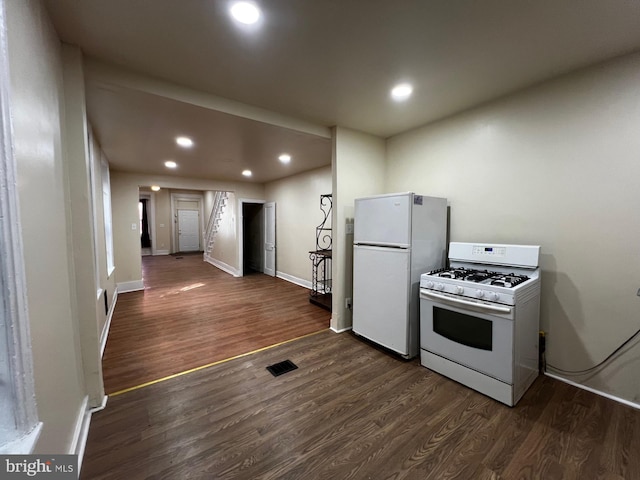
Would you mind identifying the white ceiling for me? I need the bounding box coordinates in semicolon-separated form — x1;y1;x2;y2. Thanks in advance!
44;0;640;183
86;79;331;183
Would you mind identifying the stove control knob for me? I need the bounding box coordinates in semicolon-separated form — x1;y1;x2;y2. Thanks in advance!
425;281;434;289
436;283;445;291
476;289;484;298
455;286;464;294
486;292;498;301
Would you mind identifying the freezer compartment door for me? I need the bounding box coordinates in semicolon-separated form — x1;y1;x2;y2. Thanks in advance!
354;193;412;247
353;245;411;355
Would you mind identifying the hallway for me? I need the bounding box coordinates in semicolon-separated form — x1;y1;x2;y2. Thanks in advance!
102;254;330;393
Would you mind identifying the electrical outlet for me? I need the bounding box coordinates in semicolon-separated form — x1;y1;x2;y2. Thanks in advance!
345;297;352;310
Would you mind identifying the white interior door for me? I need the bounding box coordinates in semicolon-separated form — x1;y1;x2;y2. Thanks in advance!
264;202;276;276
178;209;200;252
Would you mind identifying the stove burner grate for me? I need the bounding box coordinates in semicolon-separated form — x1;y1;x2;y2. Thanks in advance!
427;267;530;288
464;271;493;283
490;274;529;288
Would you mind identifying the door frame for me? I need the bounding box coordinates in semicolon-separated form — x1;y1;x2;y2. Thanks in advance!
139;191;157;255
263;201;276;277
238;198;266;277
170;192;204;253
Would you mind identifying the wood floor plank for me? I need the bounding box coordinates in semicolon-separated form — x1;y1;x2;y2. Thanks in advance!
102;254;329;393
82;329;640;479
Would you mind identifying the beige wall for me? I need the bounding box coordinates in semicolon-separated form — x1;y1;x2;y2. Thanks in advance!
331;127;386;331
111;172;264;284
213;192;238;270
265;166;332;283
154;188;171;252
60;45;106;407
204;190;215;222
6;0;86;453
386;52;640;403
110;171;143;287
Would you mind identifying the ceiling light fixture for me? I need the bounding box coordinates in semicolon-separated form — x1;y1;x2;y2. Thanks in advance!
151;185;161;191
391;83;413;101
164;160;177;169
278;153;291;164
229;2;261;25
242;169;252;177
175;136;194;148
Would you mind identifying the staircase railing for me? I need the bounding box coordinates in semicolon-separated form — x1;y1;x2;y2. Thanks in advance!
203;191;229;259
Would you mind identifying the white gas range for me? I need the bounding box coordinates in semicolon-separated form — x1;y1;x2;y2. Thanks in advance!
419;242;541;406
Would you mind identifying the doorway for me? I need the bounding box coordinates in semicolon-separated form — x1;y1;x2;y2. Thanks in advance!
139;191;155;256
170;192;204;253
242;203;264;275
239;199;276;277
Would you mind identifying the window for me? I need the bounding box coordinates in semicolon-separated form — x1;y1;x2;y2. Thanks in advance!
101;158;115;276
0;0;40;451
88;128;101;291
0;300;13;441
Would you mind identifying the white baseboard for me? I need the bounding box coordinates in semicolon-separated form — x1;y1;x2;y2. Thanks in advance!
90;395;108;413
154;249;170;256
204;255;240;277
117;279;144;293
100;288;118;358
545;372;640;410
69;396;89;457
71;395;107;476
276;271;312;289
331;326;353;333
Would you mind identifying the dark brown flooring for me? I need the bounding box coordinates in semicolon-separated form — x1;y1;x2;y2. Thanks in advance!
83;330;640;479
102;254;330;393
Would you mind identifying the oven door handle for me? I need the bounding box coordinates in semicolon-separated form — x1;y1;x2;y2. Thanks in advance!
420;289;512;314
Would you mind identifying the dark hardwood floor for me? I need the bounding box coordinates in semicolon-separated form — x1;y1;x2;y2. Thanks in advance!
102;254;330;393
84;330;640;479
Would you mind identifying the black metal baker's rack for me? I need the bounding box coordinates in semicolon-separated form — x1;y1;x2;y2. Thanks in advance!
309;194;332;311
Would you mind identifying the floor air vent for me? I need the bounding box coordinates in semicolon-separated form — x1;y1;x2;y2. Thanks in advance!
266;360;298;377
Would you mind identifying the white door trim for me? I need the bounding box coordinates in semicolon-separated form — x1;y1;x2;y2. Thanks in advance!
238;198;266;278
170;192;204;253
139;191;157;255
263;201;276;277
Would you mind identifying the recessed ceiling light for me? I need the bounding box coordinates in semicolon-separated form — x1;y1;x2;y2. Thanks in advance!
164;160;177;169
278;154;291;164
230;2;261;25
391;83;413;101
175;136;194;148
151;185;161;191
242;169;252;177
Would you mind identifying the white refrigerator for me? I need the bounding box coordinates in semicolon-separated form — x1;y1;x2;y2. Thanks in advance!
352;192;447;359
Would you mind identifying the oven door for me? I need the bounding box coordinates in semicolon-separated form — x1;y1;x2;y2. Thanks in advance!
419;289;514;384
